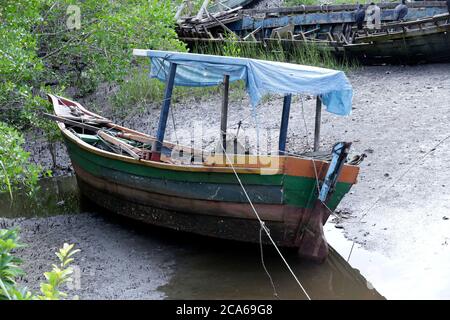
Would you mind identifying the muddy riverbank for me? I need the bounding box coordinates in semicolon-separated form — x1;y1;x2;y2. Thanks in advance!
0;183;382;300
12;63;450;299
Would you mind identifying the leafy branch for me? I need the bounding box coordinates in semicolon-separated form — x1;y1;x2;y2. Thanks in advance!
0;228;80;300
37;243;81;300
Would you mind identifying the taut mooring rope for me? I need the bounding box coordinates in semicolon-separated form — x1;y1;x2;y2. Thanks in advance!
220;145;312;300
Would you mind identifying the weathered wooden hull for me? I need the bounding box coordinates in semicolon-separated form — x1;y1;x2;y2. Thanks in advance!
75;165;300;247
52;94;359;261
180;1;447;39
179;2;450;65
343;22;450;64
231;2;447;37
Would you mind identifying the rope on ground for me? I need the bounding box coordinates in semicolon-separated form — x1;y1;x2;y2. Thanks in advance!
220;144;311;300
347;132;450;262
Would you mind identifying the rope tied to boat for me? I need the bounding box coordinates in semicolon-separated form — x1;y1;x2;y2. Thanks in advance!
219;143;312;300
259;223;279;300
287;95;450;264
292;95;340;218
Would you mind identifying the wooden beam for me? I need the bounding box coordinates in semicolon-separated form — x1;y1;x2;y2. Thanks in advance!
243;26;261;41
208;11;241;39
151;63;178;162
97;131;140;160
314;96;322;152
242;1;446;16
278;94;292;155
195;0;210;20
43;113;100;132
220;75;230;155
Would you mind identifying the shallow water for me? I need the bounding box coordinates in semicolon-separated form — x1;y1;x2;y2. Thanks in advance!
0;176;80;218
161;235;383;300
327;222;450;300
0;176;447;299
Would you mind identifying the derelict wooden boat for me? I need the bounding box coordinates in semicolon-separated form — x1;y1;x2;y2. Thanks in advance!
344;13;450;64
48;51;360;262
178;1;449;64
178;1;448;41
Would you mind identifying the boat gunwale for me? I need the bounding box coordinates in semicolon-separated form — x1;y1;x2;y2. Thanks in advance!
351;22;450;44
49;95;359;183
240;1;448;16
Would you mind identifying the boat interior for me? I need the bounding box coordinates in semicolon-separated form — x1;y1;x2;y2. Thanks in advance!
47;94;337;169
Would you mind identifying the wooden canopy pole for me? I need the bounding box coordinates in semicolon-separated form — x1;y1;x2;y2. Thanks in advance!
314;96;322;152
151;63;178;162
220;75;230;156
278;94;292;155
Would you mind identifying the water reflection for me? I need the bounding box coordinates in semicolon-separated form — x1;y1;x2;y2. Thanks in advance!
326;223;450;300
160;235;383;300
0;176;79;218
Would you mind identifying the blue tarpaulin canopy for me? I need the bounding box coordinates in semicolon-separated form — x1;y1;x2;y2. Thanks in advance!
133;50;353;116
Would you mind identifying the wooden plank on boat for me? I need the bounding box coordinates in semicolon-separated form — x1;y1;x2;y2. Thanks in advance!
243;26;261;41
353;21;450;43
54;113;111;125
242;1;446;16
97;131;140;160
358;12;450;33
116;132;205;161
43;113;101;132
116;132;155;144
270;24;294;39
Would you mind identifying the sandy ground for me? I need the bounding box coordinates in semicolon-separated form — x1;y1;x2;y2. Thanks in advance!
16;63;450;298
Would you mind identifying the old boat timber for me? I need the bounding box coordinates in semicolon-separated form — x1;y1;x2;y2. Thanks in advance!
344;12;450;64
48;50;359;262
178;1;450;64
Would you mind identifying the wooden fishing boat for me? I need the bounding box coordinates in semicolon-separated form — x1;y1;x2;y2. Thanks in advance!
48;50;360;262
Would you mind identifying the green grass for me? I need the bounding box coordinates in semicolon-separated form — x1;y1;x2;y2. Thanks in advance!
111;68;247;114
111;71;165;116
191;39;356;71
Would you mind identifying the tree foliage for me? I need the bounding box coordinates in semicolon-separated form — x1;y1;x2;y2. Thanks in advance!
0;0;46;126
37;0;186;96
0;0;186;127
0;122;44;196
